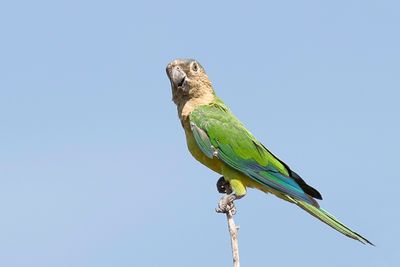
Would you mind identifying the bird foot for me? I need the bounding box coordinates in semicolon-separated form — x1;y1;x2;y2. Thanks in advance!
216;194;237;215
216;176;233;194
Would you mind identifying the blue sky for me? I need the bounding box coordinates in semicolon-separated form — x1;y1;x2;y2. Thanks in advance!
0;1;399;266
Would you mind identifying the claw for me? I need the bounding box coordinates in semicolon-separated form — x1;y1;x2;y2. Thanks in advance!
216;194;237;214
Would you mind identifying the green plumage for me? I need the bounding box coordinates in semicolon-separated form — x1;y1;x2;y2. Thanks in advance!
190;100;373;245
191;99;286;171
190;99;318;206
166;58;373;245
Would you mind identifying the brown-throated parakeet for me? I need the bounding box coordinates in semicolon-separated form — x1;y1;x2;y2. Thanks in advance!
166;58;372;245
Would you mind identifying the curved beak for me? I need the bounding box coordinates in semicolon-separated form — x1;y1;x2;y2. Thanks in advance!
166;62;187;89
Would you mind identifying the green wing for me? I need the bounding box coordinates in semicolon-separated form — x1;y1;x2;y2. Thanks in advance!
190;101;319;206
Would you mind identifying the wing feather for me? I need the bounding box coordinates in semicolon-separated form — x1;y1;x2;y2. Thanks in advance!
190;102;319;206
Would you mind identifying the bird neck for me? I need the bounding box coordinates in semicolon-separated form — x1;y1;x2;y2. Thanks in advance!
176;89;216;125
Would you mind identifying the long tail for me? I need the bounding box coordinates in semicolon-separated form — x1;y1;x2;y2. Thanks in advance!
292;198;374;245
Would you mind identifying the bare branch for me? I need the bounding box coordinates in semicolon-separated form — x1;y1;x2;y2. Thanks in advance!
217;197;240;267
225;208;240;267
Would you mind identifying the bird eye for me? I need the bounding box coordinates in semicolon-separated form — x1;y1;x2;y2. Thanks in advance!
191;62;199;72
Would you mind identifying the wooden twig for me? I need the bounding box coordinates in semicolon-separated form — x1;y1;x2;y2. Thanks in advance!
225;208;240;267
217;199;240;267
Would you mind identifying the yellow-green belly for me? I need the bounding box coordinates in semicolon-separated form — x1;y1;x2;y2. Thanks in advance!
185;127;222;174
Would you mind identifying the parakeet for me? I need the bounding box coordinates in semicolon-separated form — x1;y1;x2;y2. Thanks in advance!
166;58;373;245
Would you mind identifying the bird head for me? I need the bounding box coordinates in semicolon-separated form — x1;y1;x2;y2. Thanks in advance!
166;58;214;105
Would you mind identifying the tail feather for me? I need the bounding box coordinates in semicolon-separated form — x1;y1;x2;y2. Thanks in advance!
292;198;374;245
